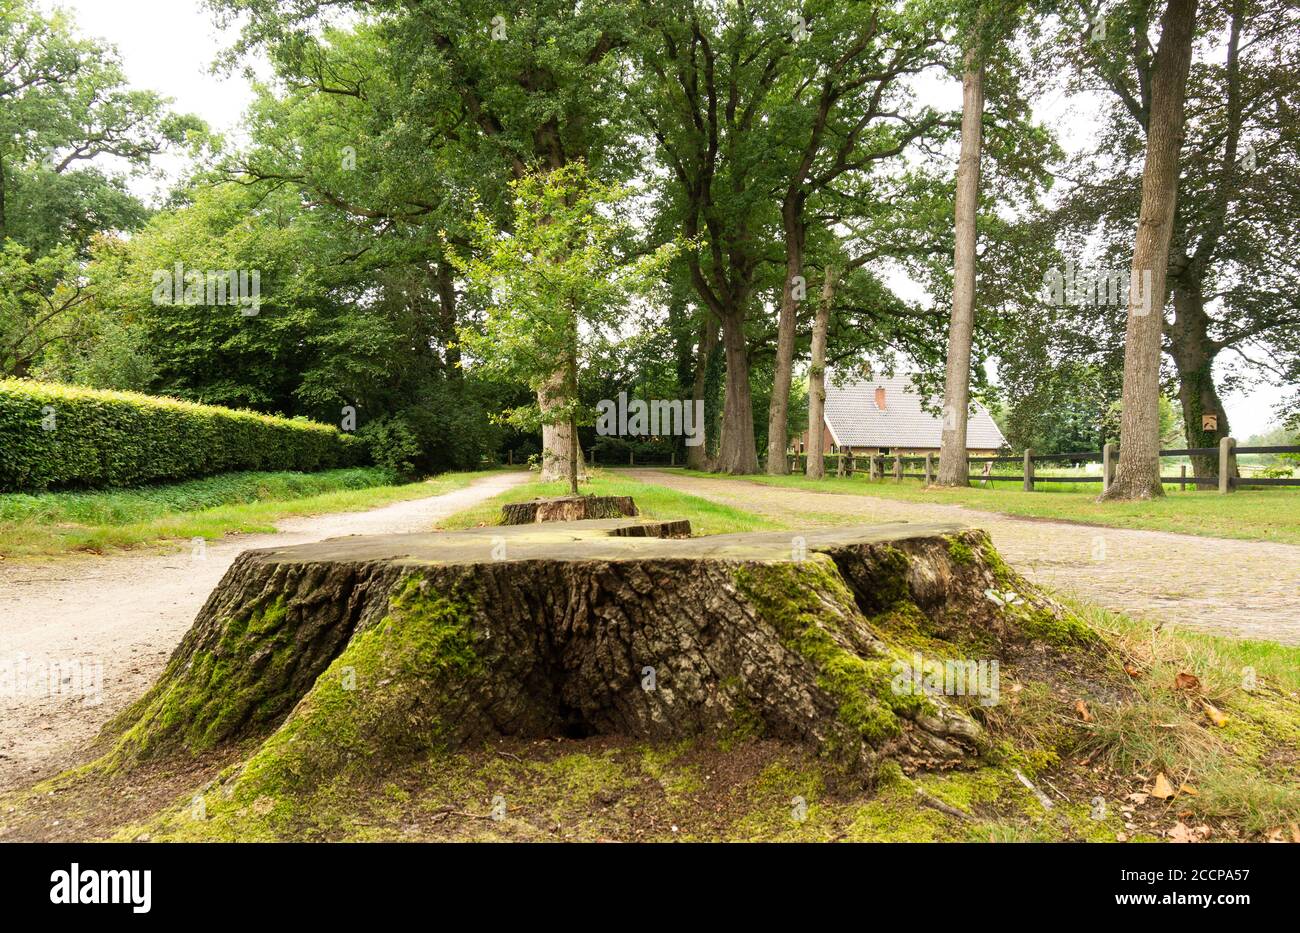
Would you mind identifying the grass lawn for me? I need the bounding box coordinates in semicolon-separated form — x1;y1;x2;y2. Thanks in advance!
674;468;1300;545
436;470;781;536
0;467;500;558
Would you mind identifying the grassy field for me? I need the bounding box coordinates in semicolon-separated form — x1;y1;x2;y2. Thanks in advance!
0;467;498;558
436;471;781;535
674;468;1300;545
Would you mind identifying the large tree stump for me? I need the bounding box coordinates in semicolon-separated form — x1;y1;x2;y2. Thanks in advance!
97;518;1093;810
500;495;638;524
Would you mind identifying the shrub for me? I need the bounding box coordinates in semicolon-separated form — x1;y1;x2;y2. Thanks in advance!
0;379;366;491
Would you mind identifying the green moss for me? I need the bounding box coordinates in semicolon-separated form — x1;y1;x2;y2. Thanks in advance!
1013;604;1097;648
946;535;976;565
137;574;481;839
733;557;935;757
103;596;298;764
545;752;631;805
729;760;834;841
979;538;1015;585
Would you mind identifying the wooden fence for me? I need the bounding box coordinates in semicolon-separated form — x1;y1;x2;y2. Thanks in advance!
786;438;1300;493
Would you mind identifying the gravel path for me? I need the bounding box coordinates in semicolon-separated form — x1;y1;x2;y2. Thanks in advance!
0;471;529;790
628;469;1300;647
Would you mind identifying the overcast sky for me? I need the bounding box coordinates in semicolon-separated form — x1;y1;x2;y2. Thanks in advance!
46;0;1291;436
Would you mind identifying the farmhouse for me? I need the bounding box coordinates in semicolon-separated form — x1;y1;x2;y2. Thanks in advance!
798;372;1007;458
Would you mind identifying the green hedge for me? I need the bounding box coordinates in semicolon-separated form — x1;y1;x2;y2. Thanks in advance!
0;379;366;491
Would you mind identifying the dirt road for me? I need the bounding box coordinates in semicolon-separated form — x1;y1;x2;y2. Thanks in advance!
0;471;528;790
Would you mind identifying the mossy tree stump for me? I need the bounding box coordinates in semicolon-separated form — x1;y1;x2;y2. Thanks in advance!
96;518;1093;821
500;495;637;524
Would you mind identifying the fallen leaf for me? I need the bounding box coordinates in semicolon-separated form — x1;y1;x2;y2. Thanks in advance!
1201;700;1229;727
1126;792;1150;805
1123;663;1143;678
1175;671;1202;692
1179;783;1199;797
1151;773;1176;800
1292;823;1300;844
1168;822;1193;843
1074;699;1093;723
1116;832;1128;842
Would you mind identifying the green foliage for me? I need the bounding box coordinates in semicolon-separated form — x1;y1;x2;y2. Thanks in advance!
452;161;677;434
0;379;364;491
0;0;206;379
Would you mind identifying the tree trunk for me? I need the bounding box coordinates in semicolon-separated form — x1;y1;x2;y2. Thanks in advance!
806;266;836;480
539;373;586;483
98;521;1093;793
567;313;580;496
936;48;985;487
1169;280;1235;481
687;320;719;471
716;309;760;474
1102;0;1199;501
434;259;461;378
767;202;806;474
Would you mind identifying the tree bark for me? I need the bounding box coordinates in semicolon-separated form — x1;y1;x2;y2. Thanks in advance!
687;320;719;471
767;199;806;474
539;374;587;484
434;258;461;378
1169;280;1236;480
806;266;836;480
936;47;985;487
1102;0;1199;501
716;309;760;474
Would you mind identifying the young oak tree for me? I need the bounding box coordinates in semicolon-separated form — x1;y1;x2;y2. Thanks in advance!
451;161;676;495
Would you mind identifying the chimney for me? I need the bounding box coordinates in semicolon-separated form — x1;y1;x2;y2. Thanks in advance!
874;386;886;411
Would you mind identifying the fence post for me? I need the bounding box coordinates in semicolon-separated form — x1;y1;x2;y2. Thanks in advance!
1102;443;1115;493
629;449;635;467
870;455;880;481
1219;437;1235;494
1180;464;1186;492
893;455;903;482
1023;449;1034;491
670;451;675;467
924;452;934;485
